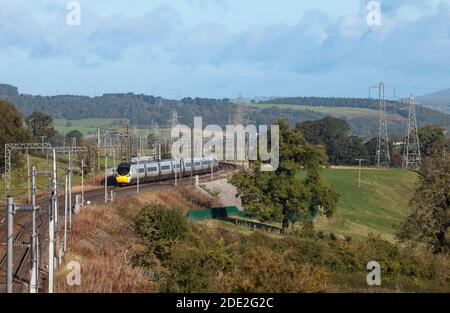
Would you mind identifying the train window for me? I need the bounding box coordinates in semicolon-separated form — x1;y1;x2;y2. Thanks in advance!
148;167;158;172
139;168;145;173
185;163;191;167
161;165;171;170
117;164;131;175
195;162;201;166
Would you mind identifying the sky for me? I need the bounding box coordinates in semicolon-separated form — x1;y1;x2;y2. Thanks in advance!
1;0;450;99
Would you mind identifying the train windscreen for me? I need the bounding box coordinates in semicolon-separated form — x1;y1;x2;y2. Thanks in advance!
117;163;131;175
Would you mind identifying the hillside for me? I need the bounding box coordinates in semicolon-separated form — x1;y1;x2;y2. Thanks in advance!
416;89;450;113
310;168;419;241
257;102;450;140
2;84;450;140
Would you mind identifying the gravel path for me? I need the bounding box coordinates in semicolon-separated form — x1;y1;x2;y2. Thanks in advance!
200;178;243;211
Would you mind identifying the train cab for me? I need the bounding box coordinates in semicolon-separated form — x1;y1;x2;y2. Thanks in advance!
116;162;132;185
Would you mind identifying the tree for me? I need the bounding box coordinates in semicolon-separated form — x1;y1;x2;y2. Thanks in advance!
418;125;445;157
230;118;338;233
0;100;33;170
297;117;368;165
25;111;56;140
397;151;450;254
147;133;156;148
364;137;394;166
65;130;83;145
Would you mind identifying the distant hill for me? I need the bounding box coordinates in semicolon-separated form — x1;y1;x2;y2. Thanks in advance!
258;97;450;140
416;89;450;113
3;84;450;141
2;84;323;131
0;84;19;97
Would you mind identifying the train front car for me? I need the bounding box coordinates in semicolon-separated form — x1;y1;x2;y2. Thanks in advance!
116;162;132;185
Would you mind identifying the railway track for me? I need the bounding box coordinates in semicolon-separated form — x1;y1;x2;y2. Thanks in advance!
0;162;238;292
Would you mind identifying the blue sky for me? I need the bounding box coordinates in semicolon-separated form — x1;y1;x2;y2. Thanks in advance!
1;0;450;98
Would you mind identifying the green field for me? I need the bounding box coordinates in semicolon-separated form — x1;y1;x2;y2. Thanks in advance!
54;118;118;134
256;103;379;118
297;168;419;241
54;118;172;139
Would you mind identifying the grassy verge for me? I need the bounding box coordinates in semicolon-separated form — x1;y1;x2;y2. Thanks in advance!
297;168;419;241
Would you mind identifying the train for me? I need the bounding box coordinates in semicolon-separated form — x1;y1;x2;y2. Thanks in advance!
115;156;219;186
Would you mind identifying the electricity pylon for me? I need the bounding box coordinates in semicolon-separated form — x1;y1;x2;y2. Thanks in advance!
234;94;244;127
233;95;244;162
404;95;421;169
170;109;179;155
376;82;391;166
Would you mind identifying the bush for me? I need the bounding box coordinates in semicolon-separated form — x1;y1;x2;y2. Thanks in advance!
133;204;189;264
232;246;331;293
131;205;449;293
134;204;189;243
160;224;237;292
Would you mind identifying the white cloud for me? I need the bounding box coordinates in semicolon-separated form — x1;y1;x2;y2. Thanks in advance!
1;0;450;96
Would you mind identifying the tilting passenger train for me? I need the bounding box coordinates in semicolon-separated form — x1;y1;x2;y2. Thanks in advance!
115;156;219;186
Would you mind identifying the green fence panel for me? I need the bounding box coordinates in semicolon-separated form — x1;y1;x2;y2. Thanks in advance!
187;206;245;221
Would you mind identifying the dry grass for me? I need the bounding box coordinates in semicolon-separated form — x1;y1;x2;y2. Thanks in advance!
176;186;221;209
55;198;153;293
55;186;220;292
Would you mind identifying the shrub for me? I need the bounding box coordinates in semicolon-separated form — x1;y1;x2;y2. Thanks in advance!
232;246;331;293
134;204;189;243
133;204;189;263
160;224;237;292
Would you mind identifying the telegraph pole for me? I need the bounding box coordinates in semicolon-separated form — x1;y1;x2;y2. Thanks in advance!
104;155;108;203
356;159;365;188
234;95;244;165
97;128;101;170
49;150;57;293
190;124;194;184
113;148;116;169
68;151;72;230
137;154;140;194
211;157;214;181
175;163;178;186
39;136;46;153
64;174;68;252
81;159;85;207
29;166;38;293
6;196;13;293
27;151;31;203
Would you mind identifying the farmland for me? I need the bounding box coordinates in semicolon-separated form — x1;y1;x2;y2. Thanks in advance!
297;168;419;241
53;118;172;139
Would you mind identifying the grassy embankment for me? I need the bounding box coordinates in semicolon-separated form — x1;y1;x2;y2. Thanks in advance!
303;168;419;241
